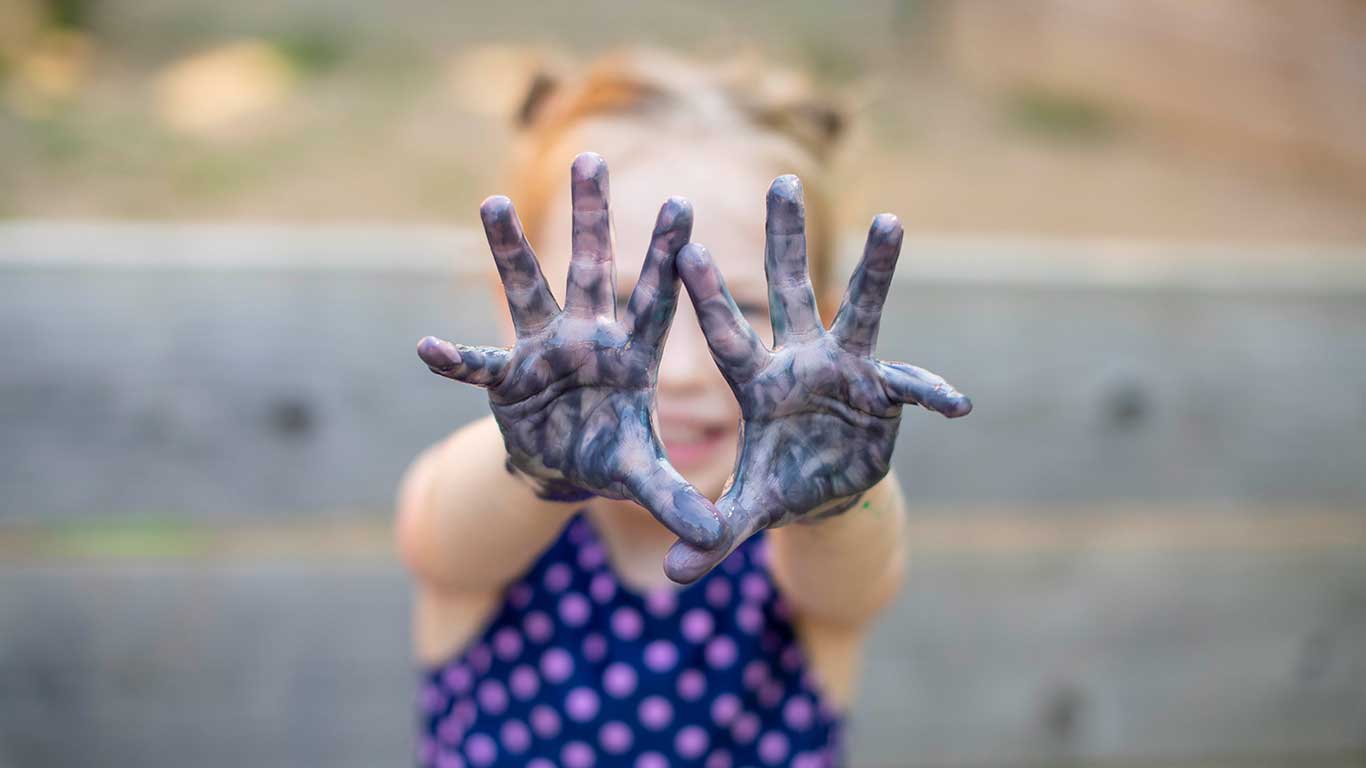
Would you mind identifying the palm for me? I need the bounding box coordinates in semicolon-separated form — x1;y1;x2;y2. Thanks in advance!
729;341;901;524
667;176;972;582
417;153;724;552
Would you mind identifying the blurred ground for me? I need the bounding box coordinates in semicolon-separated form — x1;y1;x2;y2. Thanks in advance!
2;0;1365;244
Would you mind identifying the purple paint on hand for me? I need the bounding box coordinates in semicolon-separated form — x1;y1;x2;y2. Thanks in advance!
665;175;973;582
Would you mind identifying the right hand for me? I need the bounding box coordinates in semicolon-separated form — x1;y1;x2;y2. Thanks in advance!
417;152;725;552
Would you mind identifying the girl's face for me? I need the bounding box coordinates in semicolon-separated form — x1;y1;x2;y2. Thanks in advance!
527;140;791;499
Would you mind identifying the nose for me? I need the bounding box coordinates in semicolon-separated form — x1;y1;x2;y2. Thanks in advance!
658;302;711;393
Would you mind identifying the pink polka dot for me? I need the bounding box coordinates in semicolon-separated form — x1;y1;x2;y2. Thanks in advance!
540;647;574;684
578;542;606;570
750;537;771;568
645;588;677;617
731;712;760;744
743;660;769;690
530;705;561;739
567;518;591;545
545;563;572;593
611;606;643;641
582;632;608;663
741;572;770;602
561;740;595;768
436;748;466;768
705;636;738;669
681;608;714;643
675;725;709;759
522;611;553;644
759;679;785;708
507;582;533;610
475;680;507;715
467;644;492;674
758;731;790;765
792;752;824;768
527;760;555;768
598;720;633;754
780;643;803;672
638;695;674;731
464;732;497;767
492;627;522;661
635;751;669;768
643;639;678;673
736;603;763;634
603;662;637;698
566;687;600;722
589;572;617;603
704;749;733;768
441;664;472;695
705;577;732;608
509;664;540;701
419;683;446;714
559;592;591;627
676;668;706;701
499;719;530;754
783;696;814;731
773;595;793;621
437;717;464;746
452;699;477;729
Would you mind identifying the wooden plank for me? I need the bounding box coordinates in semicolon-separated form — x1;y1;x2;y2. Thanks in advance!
4;228;1365;520
1;521;1363;767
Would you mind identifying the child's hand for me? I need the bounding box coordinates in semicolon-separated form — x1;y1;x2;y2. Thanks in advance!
666;176;972;582
417;153;725;552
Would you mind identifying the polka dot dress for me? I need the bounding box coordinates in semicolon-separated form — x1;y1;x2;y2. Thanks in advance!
417;513;845;767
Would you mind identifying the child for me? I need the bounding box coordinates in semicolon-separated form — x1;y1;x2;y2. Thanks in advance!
398;50;970;768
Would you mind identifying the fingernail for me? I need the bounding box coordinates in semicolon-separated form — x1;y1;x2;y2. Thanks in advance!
417;337;459;370
656;197;693;233
673;490;725;549
677;243;710;273
571;152;607;183
664;540;722;585
480;195;514;221
944;394;973;418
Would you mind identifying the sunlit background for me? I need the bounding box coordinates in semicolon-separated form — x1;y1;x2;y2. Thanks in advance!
2;1;1364;766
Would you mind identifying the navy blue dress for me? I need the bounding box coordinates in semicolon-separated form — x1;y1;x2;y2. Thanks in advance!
417;513;846;767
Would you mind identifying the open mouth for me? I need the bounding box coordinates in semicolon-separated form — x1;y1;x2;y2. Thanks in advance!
660;423;730;468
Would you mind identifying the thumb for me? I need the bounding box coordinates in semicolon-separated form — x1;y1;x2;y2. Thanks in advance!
625;461;727;551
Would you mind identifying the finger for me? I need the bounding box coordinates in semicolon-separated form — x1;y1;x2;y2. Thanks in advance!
677;243;771;385
880;361;973;418
764;175;823;347
831;214;903;355
481;196;560;335
624;197;693;359
564;152;616;319
663;506;761;585
417;336;511;388
624;460;726;551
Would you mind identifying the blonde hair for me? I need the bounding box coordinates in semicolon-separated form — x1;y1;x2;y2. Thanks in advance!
503;48;846;299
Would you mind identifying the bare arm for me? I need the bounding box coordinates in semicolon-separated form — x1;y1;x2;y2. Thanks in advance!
396;415;581;593
768;472;908;629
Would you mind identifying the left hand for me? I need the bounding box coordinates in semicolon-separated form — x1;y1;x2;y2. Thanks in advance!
664;175;972;583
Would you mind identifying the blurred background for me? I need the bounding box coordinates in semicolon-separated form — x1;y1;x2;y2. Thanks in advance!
2;1;1364;766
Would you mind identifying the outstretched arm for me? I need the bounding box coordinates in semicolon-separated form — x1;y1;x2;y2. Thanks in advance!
670;176;971;623
400;153;722;596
